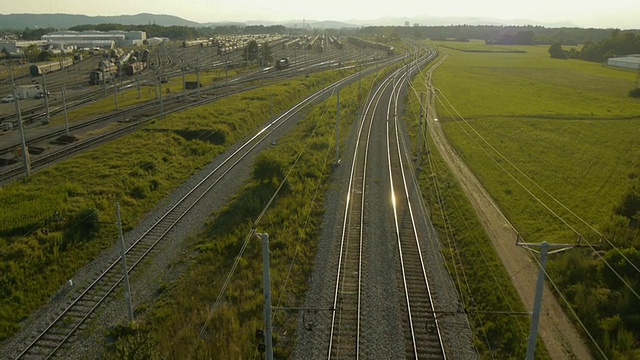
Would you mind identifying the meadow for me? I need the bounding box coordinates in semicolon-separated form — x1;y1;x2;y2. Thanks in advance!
426;41;640;357
430;43;640;244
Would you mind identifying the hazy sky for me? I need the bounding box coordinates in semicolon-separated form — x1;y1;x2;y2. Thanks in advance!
1;0;639;29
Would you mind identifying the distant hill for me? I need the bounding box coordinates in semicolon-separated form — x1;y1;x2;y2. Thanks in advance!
0;13;201;30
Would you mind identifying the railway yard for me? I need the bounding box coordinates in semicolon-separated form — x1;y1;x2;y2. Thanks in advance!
0;32;589;359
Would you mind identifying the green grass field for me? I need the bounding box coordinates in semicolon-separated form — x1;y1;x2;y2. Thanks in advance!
428;42;640;357
432;44;640;243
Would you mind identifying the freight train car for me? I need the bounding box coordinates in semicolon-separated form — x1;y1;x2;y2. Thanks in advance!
182;39;211;48
347;36;395;56
29;58;73;76
89;60;118;85
124;61;146;76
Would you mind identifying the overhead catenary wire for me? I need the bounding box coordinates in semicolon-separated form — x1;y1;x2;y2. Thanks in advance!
428;78;635;355
433;88;640;302
432;86;640;276
189;81;376;356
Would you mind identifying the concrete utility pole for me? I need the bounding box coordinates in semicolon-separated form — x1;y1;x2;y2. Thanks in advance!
136;68;141;99
256;233;273;360
335;90;341;164
62;84;70;136
42;74;50;124
416;92;426;169
517;240;576;360
158;73;164;119
225;55;229;87
182;66;186;99
196;57;201;98
113;73;119;110
116;202;134;322
10;66;30;177
102;70;107;96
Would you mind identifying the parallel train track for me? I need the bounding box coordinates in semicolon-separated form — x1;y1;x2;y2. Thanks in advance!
0;49;380;184
328;48;446;358
386;51;446;359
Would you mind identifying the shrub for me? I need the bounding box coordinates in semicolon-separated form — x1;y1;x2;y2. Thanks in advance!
62;208;100;250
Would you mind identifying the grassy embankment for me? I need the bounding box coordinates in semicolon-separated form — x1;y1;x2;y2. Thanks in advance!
403;50;548;358
422;40;640;358
0;67;356;342
103;61;398;358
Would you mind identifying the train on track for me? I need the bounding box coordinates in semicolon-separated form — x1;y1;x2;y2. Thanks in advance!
347;36;395;56
182;39;211;48
124;61;145;76
89;48;149;84
275;57;290;69
29;58;73;76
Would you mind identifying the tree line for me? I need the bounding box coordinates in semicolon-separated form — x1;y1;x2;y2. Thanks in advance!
549;30;640;62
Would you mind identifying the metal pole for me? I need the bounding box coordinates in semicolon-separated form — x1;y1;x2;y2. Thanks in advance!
182;66;186;99
358;51;362;106
136;68;141;99
102;70;107;96
196;58;201;98
225;55;229;87
11;66;30;177
257;233;273;360
113;74;118;110
62;84;69;136
416;92;425;169
116;202;134;322
335;90;340;164
154;70;158;99
159;73;164;119
526;241;549;360
42;74;50;124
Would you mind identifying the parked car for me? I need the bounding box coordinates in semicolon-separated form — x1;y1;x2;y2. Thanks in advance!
1;95;18;103
34;91;51;99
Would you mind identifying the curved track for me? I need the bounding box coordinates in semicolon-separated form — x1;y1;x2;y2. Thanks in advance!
328;48;445;359
386;53;446;359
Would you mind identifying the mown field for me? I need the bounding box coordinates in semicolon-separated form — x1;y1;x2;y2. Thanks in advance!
427;40;640;358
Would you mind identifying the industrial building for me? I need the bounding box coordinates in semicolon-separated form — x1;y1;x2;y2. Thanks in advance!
41;30;147;48
607;55;640;70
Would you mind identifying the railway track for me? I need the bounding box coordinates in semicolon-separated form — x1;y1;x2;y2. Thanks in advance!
0;49;387;183
386;52;446;359
328;48;446;358
11;66;377;359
